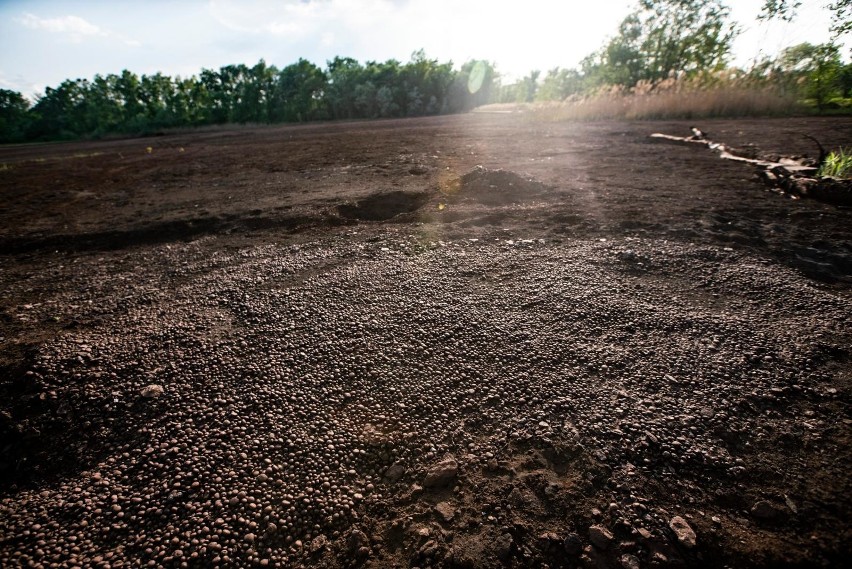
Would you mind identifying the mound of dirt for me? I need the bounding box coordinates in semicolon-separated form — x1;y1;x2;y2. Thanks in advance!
441;166;550;205
337;190;430;221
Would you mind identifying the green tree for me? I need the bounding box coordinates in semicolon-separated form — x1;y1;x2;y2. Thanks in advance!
584;0;738;87
363;59;403;117
325;57;364;119
272;59;327;122
581;13;645;87
139;73;175;128
827;0;850;38
768;43;852;111
115;70;143;126
219;64;250;123
519;70;541;102
0;89;31;142
230;60;277;123
198;69;224;123
778;42;843;110
839;61;852;97
31;79;89;139
401;50;454;115
198;65;242;124
3;52;512;141
536;68;584;101
758;0;802;22
83;74;123;134
166;76;203;126
376;85;399;117
498;70;541;103
353;81;378;118
447;60;498;112
807;44;842;109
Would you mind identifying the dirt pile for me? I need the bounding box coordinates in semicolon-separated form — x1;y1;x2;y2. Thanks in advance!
440;166;550;205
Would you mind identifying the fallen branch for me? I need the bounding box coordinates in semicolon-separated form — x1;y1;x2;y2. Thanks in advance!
650;132;850;207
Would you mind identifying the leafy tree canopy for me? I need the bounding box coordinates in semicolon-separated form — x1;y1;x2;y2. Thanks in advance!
581;0;738;87
0;53;500;142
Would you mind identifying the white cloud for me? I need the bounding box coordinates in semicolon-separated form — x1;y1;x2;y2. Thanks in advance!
19;13;102;42
209;0;319;37
17;12;141;47
207;0;392;43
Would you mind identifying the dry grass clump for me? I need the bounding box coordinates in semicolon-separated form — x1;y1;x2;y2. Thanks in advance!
524;74;802;121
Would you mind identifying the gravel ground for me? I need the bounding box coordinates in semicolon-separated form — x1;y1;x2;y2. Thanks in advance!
0;115;850;568
1;226;849;568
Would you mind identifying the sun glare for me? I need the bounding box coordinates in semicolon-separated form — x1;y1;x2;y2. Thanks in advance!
442;2;632;82
467;60;487;94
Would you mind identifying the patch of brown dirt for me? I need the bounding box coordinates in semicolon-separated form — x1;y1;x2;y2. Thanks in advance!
0;115;850;569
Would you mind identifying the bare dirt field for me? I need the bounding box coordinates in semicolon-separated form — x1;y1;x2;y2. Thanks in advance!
0;114;850;568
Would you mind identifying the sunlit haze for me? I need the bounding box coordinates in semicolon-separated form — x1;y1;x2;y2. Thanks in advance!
0;0;847;100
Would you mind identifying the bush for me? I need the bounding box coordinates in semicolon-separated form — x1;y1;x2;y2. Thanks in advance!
819;148;852;178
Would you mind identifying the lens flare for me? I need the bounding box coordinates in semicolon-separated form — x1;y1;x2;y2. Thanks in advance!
467;60;487;94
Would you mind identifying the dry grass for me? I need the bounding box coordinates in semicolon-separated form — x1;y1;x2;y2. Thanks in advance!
531;88;799;121
490;74;804;121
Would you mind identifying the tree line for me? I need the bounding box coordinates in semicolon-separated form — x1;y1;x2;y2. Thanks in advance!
1;0;849;143
0;51;497;143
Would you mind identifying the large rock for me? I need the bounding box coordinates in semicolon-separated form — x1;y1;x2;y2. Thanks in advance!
384;462;405;482
423;456;459;488
669;516;696;548
589;525;614;550
140;384;164;398
435;501;455;522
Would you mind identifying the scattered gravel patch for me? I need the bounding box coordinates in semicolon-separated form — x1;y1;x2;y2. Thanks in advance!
0;229;849;567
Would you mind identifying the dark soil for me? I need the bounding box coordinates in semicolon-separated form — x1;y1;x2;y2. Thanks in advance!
0;114;850;568
337;190;430;221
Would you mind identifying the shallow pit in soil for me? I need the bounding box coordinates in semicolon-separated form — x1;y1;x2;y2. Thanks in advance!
337;190;430;221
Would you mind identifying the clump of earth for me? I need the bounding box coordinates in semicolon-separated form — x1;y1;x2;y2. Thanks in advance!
440;165;550;205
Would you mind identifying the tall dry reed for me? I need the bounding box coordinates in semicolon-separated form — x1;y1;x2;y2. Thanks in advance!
494;73;804;121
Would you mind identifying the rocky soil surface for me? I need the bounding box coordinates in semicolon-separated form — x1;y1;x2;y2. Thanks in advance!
0;115;850;568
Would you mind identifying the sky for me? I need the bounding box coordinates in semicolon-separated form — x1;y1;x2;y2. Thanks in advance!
0;0;847;100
